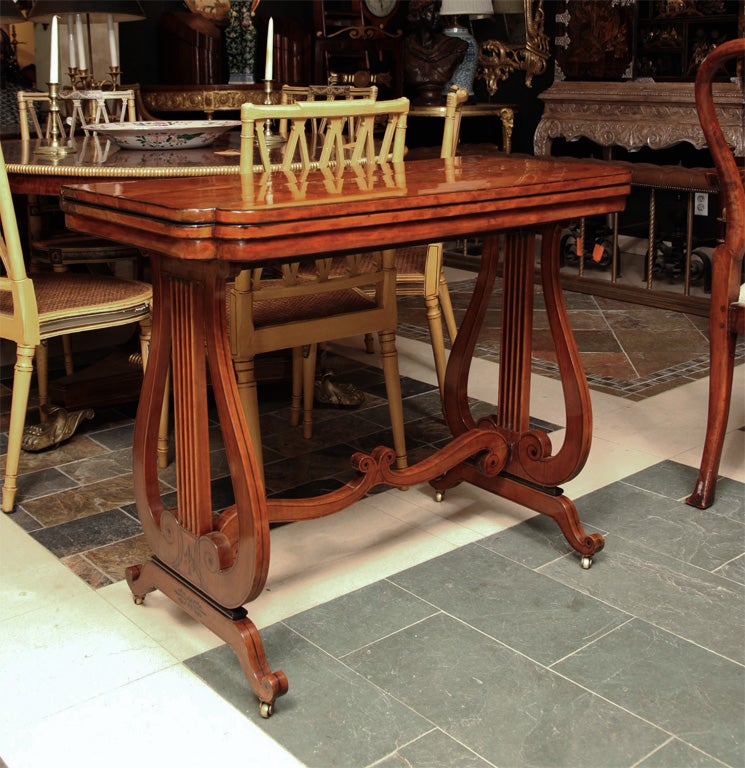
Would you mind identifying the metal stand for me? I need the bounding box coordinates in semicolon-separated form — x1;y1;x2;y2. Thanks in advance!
262;79;285;146
34;82;72;156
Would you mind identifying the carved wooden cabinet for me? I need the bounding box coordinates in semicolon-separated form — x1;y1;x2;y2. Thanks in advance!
534;79;744;157
635;0;742;80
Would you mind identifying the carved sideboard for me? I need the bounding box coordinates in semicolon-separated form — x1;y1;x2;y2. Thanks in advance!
534;80;744;157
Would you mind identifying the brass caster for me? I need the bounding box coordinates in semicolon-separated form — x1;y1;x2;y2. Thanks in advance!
259;700;274;718
580;555;593;570
434;490;444;503
133;595;145;605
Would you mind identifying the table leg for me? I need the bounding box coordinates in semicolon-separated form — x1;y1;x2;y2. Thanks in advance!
126;256;287;714
498;107;514;154
433;226;604;566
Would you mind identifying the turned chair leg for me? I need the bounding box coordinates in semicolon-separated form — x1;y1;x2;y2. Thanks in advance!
301;343;318;440
378;328;407;470
234;357;264;473
290;347;303;429
2;344;35;513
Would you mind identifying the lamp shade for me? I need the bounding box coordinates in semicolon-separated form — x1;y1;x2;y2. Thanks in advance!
439;0;494;17
0;0;27;23
27;1;145;23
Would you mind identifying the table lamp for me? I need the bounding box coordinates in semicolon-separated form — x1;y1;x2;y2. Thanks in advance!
28;1;145;88
439;0;494;97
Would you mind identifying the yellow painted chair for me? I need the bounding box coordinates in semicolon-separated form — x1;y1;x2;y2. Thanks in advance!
360;85;467;396
0;144;153;513
228;96;410;472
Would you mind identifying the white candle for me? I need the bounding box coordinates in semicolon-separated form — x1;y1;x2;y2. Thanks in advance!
265;17;273;81
76;14;86;71
107;15;118;68
67;15;76;68
49;15;59;83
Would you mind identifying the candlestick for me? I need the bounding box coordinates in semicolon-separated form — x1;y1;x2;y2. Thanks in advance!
76;14;86;71
49;15;59;84
262;79;285;146
34;82;71;156
107;15;118;68
66;14;76;69
265;16;273;82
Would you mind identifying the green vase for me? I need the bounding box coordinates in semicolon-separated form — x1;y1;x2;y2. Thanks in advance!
225;1;257;84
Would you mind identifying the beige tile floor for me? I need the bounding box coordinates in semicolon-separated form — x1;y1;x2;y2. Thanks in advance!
1;271;743;768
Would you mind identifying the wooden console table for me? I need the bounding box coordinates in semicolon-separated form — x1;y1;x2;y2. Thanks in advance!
533;79;743;314
534;80;744;157
411;102;516;153
62;153;630;716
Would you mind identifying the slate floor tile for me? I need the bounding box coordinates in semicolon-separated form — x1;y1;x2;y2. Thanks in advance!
552;619;745;767
540;535;745;665
373;729;494;768
621;460;703;500
345;613;667;768
576;483;745;572
714;553;745;586
478;513;603;569
636;739;729;768
186;624;431;768
388;542;629;665
284;580;438;658
29;508;142;558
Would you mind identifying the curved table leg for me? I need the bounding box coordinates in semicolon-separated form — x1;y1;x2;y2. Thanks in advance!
433;226;603;563
126;560;288;716
129;256;285;713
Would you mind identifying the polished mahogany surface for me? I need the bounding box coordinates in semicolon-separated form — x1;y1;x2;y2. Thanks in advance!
2;132;242;196
62;154;630;262
61;152;631;717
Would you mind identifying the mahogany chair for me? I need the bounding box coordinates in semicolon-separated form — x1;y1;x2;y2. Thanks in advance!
229;96;409;471
686;37;745;510
0;144;153;513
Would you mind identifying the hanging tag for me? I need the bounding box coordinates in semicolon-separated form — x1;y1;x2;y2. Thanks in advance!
592;242;605;263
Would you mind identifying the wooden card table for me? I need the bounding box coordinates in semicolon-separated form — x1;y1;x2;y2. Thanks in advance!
61;153;631;716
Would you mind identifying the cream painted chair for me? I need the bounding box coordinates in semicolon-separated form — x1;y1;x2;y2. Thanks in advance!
686;38;745;510
279;83;377;138
0;144;153;513
361;85;467;396
17;89;144;379
228;96;410;472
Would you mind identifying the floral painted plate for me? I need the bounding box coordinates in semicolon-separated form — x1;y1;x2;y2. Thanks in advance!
86;120;240;150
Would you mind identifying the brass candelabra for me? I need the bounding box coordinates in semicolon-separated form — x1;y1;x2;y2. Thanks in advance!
34;82;72;157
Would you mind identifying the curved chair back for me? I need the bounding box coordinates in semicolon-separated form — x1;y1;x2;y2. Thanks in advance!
240;95;408;173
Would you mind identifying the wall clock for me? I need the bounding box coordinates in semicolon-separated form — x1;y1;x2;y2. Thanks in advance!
361;0;400;26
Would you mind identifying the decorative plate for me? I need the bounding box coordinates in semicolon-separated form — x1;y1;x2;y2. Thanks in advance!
86;120;240;150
